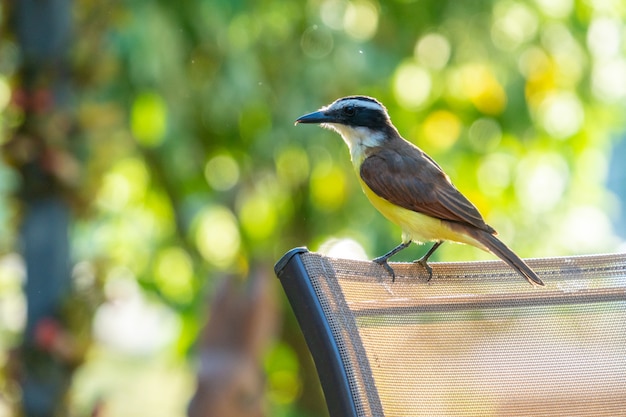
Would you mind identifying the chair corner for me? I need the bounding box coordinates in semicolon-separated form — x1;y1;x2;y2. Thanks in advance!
274;246;309;277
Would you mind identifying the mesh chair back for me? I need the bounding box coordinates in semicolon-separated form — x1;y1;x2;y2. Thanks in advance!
275;248;626;417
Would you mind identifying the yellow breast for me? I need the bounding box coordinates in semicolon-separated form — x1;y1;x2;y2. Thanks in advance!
357;176;483;248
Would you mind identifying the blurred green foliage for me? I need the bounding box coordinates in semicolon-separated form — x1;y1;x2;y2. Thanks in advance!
1;0;625;415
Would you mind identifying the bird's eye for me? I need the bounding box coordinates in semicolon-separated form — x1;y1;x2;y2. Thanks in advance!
343;105;356;116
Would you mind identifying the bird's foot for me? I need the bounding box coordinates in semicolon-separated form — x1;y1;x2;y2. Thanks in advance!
373;256;397;282
412;241;442;282
413;257;433;282
372;241;412;283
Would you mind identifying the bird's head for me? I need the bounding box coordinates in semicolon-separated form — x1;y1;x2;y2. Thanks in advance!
295;96;397;153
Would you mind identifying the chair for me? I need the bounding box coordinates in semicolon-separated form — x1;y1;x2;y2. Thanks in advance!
274;247;626;417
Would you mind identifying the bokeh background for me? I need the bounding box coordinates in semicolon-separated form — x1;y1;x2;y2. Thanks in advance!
1;0;625;416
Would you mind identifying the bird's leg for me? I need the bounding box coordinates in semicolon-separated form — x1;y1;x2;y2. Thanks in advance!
414;241;443;281
373;241;411;282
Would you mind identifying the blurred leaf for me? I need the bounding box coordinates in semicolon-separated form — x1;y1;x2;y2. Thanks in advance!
131;92;167;147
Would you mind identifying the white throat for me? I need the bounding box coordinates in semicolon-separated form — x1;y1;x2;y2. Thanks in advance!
323;123;385;163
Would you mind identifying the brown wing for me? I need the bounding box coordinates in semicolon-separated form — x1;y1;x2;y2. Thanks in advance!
360;142;495;233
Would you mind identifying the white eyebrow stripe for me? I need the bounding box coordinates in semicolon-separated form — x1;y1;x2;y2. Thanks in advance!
330;98;385;112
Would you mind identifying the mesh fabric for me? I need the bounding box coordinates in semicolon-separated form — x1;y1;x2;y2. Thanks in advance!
301;252;626;417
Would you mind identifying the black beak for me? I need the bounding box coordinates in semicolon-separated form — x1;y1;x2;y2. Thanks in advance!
295;110;333;125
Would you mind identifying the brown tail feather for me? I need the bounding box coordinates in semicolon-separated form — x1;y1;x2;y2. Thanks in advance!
472;229;544;287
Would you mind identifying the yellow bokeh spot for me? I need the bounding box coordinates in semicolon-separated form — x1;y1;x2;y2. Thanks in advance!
268;370;300;405
491;2;538;50
238;193;278;241
131;92;167;147
343;0;379;41
515;152;569;213
194;206;241;269
204;153;240;191
0;77;11;111
535;0;573;19
310;162;347;211
518;47;551;80
97;172;131;211
320;0;347;31
537;91;584;139
519;47;557;108
460;64;507;115
415;33;451;70
154;247;194;303
393;61;431;110
144;189;175;238
421;110;461;152
97;157;149;211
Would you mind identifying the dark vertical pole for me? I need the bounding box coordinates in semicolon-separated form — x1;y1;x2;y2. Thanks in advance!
8;1;75;416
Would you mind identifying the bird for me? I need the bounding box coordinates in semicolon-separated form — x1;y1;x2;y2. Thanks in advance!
295;95;544;287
